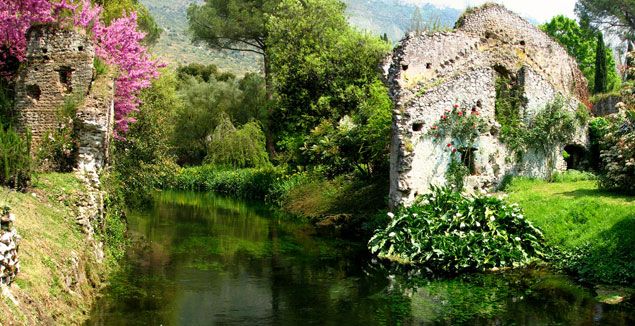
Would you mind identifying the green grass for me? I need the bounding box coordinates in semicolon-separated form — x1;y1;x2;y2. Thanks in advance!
0;173;109;324
505;178;635;284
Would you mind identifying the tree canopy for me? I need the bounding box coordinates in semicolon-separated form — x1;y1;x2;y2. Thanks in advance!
541;15;621;93
575;0;635;36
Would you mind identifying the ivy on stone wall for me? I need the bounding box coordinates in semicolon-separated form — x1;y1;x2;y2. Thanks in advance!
495;75;580;160
428;104;487;190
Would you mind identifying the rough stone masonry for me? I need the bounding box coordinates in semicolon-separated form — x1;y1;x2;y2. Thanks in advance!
384;4;590;207
0;209;20;286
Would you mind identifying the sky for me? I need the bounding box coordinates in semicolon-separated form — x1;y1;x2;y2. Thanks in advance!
404;0;577;23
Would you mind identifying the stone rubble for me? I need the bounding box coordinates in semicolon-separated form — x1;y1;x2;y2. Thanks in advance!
0;210;20;286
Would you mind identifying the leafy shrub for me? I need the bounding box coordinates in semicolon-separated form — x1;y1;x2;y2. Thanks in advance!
173;165;286;200
36;94;81;172
0;127;32;189
598;110;635;194
588;116;609;170
549;169;596;182
369;187;545;272
496;77;579;159
205;115;270;168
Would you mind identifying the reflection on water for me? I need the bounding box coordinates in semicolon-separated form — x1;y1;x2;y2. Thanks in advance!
89;191;634;325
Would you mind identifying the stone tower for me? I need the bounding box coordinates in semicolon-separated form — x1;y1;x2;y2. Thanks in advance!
14;24;95;150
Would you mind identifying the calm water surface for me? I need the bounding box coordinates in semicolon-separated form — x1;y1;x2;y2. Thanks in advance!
89;191;633;325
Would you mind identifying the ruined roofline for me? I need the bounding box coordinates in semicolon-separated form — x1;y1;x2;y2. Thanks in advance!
387;3;589;107
454;2;509;29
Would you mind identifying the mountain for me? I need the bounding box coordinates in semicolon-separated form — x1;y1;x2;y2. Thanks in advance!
139;0;462;73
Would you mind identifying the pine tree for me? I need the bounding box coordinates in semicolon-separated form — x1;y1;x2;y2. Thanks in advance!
594;32;608;94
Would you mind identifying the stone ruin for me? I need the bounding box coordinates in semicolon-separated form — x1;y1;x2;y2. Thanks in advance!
384;4;590;207
3;25;115;286
14;24;114;174
0;209;20;286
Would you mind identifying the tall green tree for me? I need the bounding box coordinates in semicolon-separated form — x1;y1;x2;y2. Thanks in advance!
575;0;635;35
541;15;620;92
267;0;391;176
594;32;609;93
187;0;281;155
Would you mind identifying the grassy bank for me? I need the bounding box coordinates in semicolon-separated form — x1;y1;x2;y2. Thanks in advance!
0;173;116;325
504;178;634;285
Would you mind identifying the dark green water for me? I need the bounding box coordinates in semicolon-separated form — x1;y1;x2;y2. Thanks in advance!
89;191;633;325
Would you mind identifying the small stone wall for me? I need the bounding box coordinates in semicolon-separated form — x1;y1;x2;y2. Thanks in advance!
592;95;621;117
0;211;20;286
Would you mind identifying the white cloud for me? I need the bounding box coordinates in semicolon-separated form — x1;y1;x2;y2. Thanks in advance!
403;0;576;23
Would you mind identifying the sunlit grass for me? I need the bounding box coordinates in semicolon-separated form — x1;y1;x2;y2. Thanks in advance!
505;178;634;284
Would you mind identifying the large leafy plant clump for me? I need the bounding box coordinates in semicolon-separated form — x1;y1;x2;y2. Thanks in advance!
598;109;635;194
0;0;162;135
369;187;546;272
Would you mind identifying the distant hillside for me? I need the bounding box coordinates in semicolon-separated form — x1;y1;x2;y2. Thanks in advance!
139;0;461;73
346;0;460;42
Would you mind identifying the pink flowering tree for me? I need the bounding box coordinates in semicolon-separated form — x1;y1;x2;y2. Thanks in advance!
0;0;162;135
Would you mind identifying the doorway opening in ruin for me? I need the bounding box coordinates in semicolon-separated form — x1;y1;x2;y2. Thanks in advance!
459;147;478;175
563;144;586;170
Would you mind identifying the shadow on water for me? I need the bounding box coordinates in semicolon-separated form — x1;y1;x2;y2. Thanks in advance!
88;191;634;325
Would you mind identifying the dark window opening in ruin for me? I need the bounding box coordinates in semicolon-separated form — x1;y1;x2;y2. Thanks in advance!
42;48;47;53
401;64;409;71
476;100;482;108
412;122;424;132
57;66;74;93
519;40;526;46
563;144;586;170
426;63;432;69
26;84;41;100
42;55;49;61
78;46;84;51
459;147;478;175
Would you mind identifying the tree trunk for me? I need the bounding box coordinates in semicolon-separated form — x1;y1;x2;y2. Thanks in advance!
263;51;277;158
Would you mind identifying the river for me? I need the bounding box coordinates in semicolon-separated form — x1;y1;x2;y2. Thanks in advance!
88;191;633;325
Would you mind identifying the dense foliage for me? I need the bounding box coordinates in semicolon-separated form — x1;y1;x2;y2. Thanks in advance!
369;187;546;272
173;69;268;166
173;165;285;200
268;0;391;176
495;78;580;159
540;16;620;93
0;128;32;189
575;0;635;35
597;110;635;193
112;71;181;207
205;116;270;168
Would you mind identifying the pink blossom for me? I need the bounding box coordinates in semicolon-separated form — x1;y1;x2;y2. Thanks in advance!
0;0;162;136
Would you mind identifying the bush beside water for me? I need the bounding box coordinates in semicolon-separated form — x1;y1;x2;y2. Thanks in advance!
369;187;545;272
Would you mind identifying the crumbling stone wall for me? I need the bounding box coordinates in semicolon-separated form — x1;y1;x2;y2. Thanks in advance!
0;210;20;286
14;24;95;151
386;4;590;207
